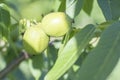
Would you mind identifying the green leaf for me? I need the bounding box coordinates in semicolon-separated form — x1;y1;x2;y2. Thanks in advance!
75;21;120;80
98;21;115;30
29;54;44;80
58;0;66;12
83;0;94;15
0;22;8;38
9;23;19;41
45;24;96;80
107;59;120;80
97;0;120;20
0;3;10;26
47;44;58;68
66;0;84;19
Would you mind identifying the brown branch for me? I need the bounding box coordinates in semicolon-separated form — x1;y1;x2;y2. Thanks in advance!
0;51;30;79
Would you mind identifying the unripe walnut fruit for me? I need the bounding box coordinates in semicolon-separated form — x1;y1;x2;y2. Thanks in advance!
41;12;71;37
23;24;49;55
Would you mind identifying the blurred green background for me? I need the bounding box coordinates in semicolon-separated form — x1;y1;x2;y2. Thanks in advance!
1;0;61;21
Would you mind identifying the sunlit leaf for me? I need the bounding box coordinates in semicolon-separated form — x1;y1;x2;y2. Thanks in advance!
66;0;84;19
45;24;96;80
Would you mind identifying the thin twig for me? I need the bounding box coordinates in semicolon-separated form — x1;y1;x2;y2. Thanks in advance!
0;51;30;79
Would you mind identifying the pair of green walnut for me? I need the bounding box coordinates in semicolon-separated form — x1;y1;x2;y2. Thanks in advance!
23;12;71;55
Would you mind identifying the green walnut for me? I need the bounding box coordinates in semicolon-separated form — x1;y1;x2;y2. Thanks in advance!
41;12;71;37
23;24;49;55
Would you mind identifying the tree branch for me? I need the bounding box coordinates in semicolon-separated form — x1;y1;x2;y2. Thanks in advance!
0;51;30;79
